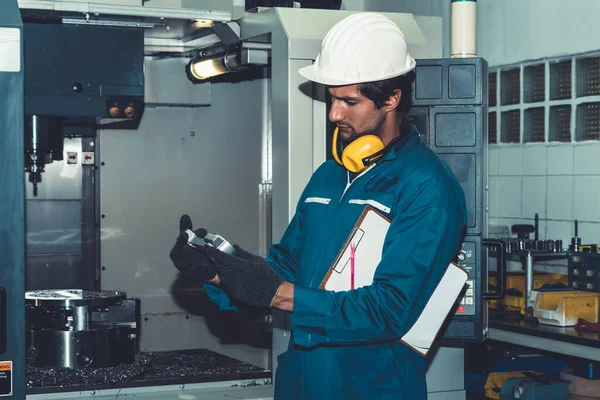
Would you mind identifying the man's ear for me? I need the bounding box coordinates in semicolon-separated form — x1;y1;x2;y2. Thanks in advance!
383;89;402;113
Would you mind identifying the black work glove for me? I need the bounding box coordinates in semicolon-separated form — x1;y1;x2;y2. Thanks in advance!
205;245;284;309
169;214;217;282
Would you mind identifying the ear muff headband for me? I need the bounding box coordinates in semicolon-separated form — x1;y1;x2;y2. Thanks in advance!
332;126;344;166
332;126;386;173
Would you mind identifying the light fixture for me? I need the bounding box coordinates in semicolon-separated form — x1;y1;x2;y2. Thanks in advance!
185;48;245;82
192;19;214;29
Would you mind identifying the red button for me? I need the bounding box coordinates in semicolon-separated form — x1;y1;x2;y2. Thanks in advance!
457;305;465;314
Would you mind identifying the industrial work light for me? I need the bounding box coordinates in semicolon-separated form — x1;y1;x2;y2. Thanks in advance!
186;48;245;82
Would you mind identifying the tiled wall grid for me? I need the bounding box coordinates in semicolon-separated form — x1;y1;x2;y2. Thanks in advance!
488;53;600;271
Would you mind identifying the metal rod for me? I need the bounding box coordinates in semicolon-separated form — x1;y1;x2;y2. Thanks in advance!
526;251;534;316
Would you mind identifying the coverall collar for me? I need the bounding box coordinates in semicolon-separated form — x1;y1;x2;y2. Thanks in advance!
380;125;421;162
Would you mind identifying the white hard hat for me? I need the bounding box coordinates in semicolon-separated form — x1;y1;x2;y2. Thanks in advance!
299;12;416;86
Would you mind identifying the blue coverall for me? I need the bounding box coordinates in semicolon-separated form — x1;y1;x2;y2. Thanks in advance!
206;126;467;399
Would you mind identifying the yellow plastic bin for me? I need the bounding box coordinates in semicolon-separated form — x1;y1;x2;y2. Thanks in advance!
533;291;600;326
489;272;568;314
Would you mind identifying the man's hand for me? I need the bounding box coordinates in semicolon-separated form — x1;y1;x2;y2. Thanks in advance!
270;282;294;312
169;215;218;282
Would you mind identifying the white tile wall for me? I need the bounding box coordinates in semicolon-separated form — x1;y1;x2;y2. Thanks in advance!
488;147;499;176
498;146;522;176
490;130;600;246
547;145;573;175
546;220;574;246
497;217;523;236
577;222;600;244
521;176;546;219
574;142;600;175
573;176;600;222
497;176;522;218
546;176;574;221
522;146;547;176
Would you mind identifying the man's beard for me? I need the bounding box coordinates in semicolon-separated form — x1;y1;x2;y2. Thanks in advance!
338;115;386;145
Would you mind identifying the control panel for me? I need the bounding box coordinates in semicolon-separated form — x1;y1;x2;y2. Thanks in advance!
409;58;488;342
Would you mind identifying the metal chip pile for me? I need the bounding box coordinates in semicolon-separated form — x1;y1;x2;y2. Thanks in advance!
26;347;264;389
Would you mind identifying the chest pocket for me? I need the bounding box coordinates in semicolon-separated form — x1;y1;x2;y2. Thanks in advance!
349;175;399;217
347;191;395;217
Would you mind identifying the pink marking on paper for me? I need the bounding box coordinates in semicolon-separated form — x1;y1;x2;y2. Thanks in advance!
350;243;356;290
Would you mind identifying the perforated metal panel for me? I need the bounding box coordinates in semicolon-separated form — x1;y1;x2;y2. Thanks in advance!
577;56;600;97
524;107;544;142
550;60;572;100
549;105;571;142
489;71;497;107
524;64;545;103
501;68;520;105
501;109;520;143
488;112;497;143
577;102;600;141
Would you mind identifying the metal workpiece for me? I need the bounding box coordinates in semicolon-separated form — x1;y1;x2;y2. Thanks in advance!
27;326;136;369
26;290;138;369
25;289;126;308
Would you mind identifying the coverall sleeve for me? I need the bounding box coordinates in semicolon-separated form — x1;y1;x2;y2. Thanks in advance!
290;177;467;347
204;199;306;310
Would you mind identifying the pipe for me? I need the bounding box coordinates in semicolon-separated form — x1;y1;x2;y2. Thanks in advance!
451;0;477;58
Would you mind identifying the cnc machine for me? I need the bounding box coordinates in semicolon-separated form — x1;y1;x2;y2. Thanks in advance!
0;1;494;398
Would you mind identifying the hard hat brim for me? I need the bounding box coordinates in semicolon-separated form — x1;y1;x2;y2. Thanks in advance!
298;59;416;87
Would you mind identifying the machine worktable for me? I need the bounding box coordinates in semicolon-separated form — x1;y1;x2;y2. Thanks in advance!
489;313;600;361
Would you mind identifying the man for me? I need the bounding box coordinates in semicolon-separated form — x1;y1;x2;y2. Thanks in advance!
170;12;466;400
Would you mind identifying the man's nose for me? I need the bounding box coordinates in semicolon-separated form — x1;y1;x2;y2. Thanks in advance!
329;101;344;123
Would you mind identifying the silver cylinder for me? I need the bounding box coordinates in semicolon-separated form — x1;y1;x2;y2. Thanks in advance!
73;306;88;331
28;328;135;369
526;251;534;314
451;0;477;58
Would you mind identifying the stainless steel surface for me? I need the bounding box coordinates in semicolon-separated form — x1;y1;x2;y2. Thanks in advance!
99;79;269;368
425;347;465;394
26;380;274;400
26;253;84;291
26;200;82;254
18;0;233;21
28;327;135;368
74;306;88;331
258;183;272;258
18;0;245;57
144;57;212;107
489;327;600;361
25;289;126;307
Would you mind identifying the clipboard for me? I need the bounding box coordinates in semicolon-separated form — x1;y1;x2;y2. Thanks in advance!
320;206;468;356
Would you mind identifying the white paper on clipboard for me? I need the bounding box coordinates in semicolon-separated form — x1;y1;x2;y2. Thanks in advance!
319;206;469;356
321;208;390;292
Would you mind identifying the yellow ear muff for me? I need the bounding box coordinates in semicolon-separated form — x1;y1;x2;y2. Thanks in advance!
332;126;385;173
332;126;344;166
